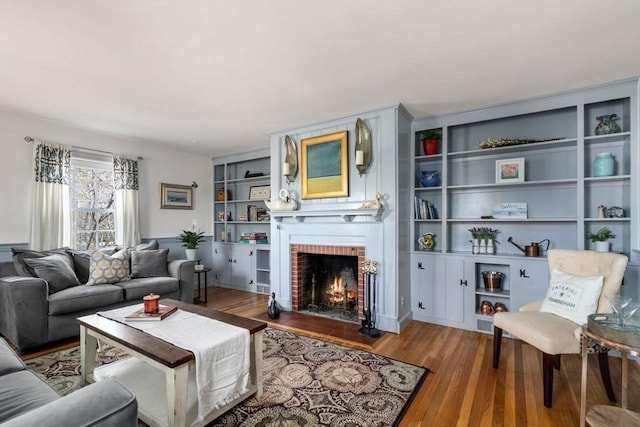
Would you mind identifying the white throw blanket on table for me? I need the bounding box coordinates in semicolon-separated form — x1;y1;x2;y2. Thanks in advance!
98;305;250;423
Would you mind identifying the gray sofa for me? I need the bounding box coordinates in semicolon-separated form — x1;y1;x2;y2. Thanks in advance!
0;244;196;352
0;336;138;426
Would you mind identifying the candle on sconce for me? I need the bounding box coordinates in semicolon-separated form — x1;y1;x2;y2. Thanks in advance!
282;162;291;176
355;150;364;166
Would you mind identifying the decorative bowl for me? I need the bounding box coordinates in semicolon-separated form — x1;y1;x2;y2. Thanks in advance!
417;170;440;187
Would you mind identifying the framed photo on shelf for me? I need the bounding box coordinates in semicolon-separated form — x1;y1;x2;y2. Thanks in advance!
160;183;193;209
495;158;525;184
301;130;349;199
249;185;271;201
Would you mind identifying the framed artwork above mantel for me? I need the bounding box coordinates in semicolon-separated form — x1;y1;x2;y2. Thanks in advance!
301;131;349;199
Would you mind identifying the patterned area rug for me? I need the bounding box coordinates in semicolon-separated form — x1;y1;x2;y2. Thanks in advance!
26;328;428;426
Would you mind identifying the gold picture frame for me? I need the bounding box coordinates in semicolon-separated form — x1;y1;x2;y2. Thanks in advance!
301;131;349;199
160;183;193;209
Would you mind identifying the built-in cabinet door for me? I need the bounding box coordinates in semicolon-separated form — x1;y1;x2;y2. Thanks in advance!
411;253;435;319
211;243;230;285
440;256;472;327
230;245;255;290
509;258;549;310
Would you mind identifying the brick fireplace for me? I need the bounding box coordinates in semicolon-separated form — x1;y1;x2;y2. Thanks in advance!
290;244;366;322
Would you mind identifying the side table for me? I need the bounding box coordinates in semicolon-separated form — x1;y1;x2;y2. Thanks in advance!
194;267;211;304
580;315;640;427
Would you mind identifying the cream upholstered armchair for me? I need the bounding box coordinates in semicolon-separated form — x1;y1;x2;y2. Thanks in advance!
492;249;628;408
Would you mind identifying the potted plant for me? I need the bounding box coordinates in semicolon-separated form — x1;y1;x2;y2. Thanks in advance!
419;129;441;156
469;227;499;254
587;227;615;252
179;229;206;260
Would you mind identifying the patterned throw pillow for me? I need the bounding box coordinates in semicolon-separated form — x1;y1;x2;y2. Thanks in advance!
540;269;604;325
86;249;130;286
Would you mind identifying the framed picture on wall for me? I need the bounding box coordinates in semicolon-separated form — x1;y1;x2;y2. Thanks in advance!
301;130;349;199
495;158;525;184
160;183;193;209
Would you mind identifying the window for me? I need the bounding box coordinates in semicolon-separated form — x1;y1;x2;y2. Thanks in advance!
70;153;115;250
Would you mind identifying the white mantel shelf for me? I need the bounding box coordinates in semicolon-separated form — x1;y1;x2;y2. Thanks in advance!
269;207;383;223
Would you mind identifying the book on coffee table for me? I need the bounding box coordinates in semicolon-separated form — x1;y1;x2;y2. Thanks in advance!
125;304;177;322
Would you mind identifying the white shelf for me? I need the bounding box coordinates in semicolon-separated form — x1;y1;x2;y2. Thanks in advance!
270;206;383;223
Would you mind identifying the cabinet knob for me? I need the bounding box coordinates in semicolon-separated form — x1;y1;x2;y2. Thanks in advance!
418;301;425;309
461;279;468;287
215;248;218;254
228;258;232;263
418;262;424;270
233;259;237;263
520;269;530;278
249;251;254;256
249;280;253;285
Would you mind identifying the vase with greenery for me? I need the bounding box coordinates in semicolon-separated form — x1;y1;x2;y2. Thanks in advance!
419;129;441;156
587;227;615;252
179;230;205;260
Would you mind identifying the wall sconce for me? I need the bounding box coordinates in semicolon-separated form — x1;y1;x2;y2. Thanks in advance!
283;135;298;184
355;118;372;176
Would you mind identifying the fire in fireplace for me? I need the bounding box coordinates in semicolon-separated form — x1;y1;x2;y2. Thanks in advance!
290;245;365;324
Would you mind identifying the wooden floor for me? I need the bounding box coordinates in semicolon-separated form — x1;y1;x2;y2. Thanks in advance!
204;287;640;427
22;286;640;426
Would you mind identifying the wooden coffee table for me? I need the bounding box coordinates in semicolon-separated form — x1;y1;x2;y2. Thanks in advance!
78;299;267;427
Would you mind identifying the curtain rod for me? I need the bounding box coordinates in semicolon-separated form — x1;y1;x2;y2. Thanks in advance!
24;136;143;160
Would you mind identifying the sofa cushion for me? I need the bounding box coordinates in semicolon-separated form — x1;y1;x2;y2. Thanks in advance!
10;247;70;277
48;284;124;315
130;248;169;278
114;277;179;301
0;338;26;376
23;254;80;294
86;249;130;286
0;371;60;424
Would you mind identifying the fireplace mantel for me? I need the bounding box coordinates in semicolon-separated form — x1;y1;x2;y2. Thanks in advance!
270;206;383;223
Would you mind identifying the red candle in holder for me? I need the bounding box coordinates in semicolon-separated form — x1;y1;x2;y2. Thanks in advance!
143;293;160;313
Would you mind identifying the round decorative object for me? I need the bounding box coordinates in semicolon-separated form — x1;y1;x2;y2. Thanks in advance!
417;170;440;187
480;301;494;315
418;233;435;250
593;153;614;177
493;302;507;313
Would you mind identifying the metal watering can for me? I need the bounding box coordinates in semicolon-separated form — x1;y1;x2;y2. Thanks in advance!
507;237;550;257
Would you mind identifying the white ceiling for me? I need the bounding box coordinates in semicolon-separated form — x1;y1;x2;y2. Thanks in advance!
1;1;639;157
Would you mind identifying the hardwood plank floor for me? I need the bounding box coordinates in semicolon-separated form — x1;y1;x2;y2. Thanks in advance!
204;287;639;426
20;286;640;426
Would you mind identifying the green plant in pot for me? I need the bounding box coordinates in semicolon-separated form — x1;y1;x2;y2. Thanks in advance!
179;230;205;260
587;227;615;252
419;129;441;156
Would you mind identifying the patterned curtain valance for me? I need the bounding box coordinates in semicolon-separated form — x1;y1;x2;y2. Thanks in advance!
34;142;71;185
113;156;139;190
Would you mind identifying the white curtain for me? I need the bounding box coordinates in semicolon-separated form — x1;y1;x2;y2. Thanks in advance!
113;156;140;247
29;141;72;250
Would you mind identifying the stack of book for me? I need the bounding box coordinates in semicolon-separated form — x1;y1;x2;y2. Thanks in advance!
414;197;438;220
247;205;269;222
240;232;268;244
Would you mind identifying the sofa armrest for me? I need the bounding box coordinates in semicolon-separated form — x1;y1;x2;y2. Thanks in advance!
0;277;49;351
1;378;138;427
168;260;196;303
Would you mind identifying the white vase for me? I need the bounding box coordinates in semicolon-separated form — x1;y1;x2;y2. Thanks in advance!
594;241;610;252
487;239;495;254
479;239;487;254
185;248;198;260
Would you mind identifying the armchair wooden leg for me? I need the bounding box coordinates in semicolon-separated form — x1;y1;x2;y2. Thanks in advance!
597;352;617;403
543;353;560;408
493;326;503;369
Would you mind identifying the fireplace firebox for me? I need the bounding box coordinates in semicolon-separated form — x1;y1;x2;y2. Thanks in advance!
291;245;365;323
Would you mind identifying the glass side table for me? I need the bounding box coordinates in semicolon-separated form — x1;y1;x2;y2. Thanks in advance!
580;314;640;427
